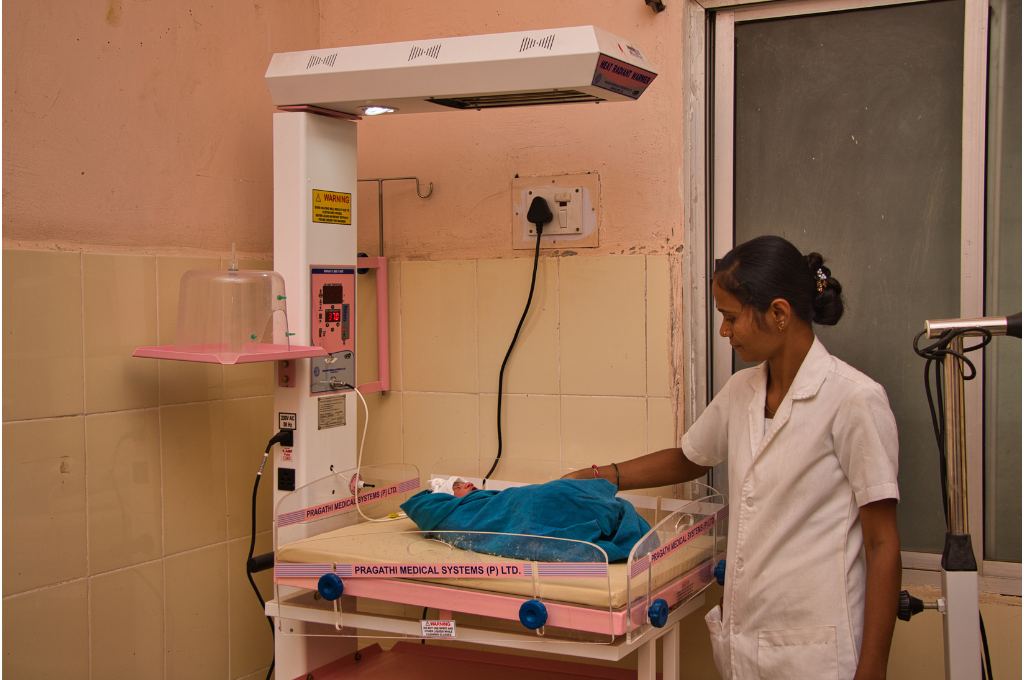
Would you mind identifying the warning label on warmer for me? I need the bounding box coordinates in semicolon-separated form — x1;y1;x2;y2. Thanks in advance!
420;620;457;639
592;54;657;100
312;189;352;225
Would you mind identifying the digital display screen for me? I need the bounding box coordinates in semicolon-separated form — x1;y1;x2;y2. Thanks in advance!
325;309;342;323
322;284;344;304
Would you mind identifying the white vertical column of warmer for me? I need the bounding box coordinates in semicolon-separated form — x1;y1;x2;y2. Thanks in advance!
272;110;359;520
270;111;360;678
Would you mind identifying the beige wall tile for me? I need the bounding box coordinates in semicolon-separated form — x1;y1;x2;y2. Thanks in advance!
2;417;87;594
478;394;560;473
646;397;678;452
157;256;223;404
2;250;84;421
229;534;274;677
402;392;479;481
224;257;273;272
2;581;89;679
165;544;229;679
637;397;682;498
561;396;647;470
225;397;275;539
560;256;647;396
86;410;163;573
484;457;566;484
83;253;160;413
357;392;404;467
477;257;559;395
90;562;164;680
646;255;672;398
400;260;478;392
223;362;274;399
161;402;227;554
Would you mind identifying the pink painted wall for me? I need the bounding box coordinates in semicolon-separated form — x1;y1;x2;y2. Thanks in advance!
330;0;685;260
3;0;318;255
4;1;684;260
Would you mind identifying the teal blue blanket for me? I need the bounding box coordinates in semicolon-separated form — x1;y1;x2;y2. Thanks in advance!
399;478;650;562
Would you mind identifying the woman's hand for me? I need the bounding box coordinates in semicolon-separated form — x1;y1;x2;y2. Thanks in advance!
561;467;594;480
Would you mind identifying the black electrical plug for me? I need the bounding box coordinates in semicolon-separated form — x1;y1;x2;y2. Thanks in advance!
527;196;553;235
265;429;293;454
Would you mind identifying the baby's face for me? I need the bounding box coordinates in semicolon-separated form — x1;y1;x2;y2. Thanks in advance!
452;481;477;498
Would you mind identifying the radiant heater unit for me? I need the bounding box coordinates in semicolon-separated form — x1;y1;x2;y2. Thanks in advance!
264;26;656;677
265;25;658;115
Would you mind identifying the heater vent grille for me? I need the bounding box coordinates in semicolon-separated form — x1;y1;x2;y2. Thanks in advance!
520;34;556;52
306;53;338;69
408;43;442;61
429;89;603;110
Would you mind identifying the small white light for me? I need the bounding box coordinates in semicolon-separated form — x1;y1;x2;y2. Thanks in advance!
359;105;397;116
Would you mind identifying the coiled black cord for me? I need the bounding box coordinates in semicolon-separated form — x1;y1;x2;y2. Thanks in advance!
912;328;992;525
911;327;994;680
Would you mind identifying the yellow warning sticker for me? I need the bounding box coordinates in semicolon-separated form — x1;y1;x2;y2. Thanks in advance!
312;189;352;225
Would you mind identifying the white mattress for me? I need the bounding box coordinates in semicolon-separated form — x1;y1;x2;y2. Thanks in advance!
278;518;711;609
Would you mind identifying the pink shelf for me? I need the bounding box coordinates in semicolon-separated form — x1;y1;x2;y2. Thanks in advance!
132;343;327;365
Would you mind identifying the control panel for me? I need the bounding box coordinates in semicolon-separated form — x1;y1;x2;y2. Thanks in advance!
310;267;355;393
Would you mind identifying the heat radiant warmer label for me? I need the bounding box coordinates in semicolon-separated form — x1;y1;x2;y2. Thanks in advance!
311;189;352;225
592;54;657;99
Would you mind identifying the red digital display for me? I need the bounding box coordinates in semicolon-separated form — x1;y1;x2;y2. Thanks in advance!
325;309;342;323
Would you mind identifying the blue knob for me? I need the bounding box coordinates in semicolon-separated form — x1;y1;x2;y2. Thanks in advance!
317;572;345;601
648;598;670;628
714;559;726;586
518;599;548;630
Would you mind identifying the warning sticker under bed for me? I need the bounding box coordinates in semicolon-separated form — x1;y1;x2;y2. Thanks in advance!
317;394;346;430
421;620;457;639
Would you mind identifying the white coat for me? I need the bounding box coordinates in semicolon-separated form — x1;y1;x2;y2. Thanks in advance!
682;338;899;679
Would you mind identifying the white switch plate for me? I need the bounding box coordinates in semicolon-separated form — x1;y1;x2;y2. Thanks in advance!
524;186;583;236
512;172;600;250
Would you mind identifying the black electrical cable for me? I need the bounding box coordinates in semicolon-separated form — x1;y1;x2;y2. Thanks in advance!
911;327;995;678
248;430;291;680
980;612;994;680
912;328;993;525
484;198;552;483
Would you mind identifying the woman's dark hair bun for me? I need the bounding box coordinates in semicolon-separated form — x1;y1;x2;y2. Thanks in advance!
805;251;844;325
713;235;845;327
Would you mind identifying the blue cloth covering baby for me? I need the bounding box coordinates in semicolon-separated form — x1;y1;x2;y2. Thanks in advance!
400;478;650;562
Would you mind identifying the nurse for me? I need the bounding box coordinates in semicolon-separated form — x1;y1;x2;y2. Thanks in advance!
566;235;900;680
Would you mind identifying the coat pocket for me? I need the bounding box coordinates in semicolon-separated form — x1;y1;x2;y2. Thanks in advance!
756;626;838;680
704;605;731;679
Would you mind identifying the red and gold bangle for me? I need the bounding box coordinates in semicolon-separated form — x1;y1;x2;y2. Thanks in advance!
591;464;602;478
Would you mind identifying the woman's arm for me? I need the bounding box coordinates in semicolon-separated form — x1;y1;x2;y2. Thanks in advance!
854;498;901;680
562;447;710;490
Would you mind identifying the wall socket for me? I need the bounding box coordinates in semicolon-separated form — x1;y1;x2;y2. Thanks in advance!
512;172;600;250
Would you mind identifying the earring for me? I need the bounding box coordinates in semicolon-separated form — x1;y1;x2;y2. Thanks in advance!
777;321;785;332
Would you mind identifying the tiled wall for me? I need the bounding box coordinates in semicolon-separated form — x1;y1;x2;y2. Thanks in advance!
356;255;680;493
2;249;276;680
2;247;679;678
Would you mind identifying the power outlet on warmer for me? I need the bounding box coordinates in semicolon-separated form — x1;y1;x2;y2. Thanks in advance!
512;172;600;250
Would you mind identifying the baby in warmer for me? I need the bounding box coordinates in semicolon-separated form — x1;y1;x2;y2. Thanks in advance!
401;476;650;562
